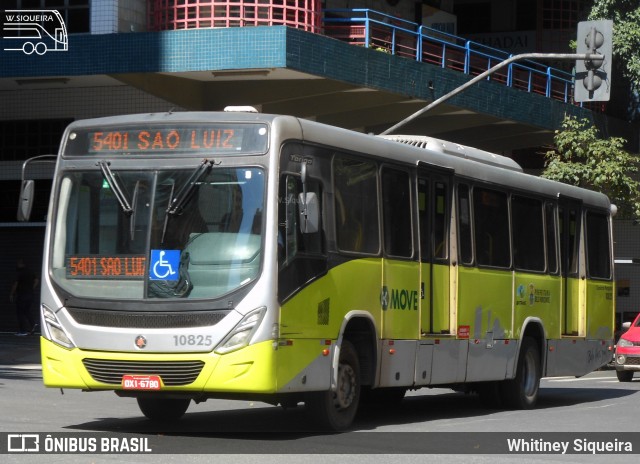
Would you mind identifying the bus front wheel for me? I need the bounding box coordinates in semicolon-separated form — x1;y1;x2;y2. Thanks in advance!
306;340;361;430
501;337;541;409
137;397;190;421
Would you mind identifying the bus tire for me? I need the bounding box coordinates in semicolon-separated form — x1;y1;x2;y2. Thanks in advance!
500;337;540;409
137;397;190;421
306;340;360;430
616;370;634;382
22;42;35;55
35;42;47;55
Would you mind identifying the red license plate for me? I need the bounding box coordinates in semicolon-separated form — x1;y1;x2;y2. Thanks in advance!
122;374;162;390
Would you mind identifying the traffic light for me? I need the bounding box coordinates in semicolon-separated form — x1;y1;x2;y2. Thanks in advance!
575;20;613;103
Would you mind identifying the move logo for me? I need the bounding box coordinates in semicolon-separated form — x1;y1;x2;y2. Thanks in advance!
380;286;419;311
3;9;68;55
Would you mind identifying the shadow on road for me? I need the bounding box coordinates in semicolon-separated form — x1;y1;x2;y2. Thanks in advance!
63;382;638;437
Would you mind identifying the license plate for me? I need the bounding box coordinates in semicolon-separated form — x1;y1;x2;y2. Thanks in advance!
122;374;162;390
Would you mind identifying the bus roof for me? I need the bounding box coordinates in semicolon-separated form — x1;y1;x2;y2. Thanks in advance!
63;111;612;211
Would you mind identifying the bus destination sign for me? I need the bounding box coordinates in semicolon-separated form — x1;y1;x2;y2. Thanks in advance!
66;255;146;279
65;124;269;156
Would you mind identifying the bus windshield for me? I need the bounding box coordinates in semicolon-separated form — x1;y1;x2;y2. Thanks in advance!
50;167;265;301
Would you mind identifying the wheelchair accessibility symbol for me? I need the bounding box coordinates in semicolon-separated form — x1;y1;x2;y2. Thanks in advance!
149;249;180;281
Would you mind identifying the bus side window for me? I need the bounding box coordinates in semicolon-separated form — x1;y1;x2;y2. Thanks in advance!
545;202;558;274
474;187;510;268
381;167;412;257
512;195;545;272
586;211;611;279
457;183;473;265
333;157;379;254
559;205;581;277
278;174;323;267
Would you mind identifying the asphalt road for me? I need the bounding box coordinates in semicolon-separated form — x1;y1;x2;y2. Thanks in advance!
1;333;638;463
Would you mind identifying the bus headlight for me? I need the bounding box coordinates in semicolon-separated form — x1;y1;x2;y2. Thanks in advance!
42;304;75;349
215;307;266;354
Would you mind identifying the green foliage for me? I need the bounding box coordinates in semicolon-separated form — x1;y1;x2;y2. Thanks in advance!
542;115;640;219
589;0;640;87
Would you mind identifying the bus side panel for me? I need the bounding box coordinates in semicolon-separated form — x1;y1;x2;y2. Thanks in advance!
513;273;562;340
382;258;420;339
379;339;417;387
430;339;467;385
466;338;517;382
278;258;383;391
279;258;382;341
546;339;611;377
275;339;333;392
457;266;513;340
585;280;615;340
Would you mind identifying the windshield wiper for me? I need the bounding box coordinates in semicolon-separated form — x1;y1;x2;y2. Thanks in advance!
98;161;133;215
166;159;213;216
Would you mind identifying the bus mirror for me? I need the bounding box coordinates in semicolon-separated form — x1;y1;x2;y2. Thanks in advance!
17;179;35;222
298;192;319;234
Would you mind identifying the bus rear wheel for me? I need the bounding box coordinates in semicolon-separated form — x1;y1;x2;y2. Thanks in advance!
501;337;540;409
306;340;361;430
137;397;190;421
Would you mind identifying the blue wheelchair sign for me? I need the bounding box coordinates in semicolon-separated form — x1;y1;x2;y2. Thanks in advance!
149;249;180;281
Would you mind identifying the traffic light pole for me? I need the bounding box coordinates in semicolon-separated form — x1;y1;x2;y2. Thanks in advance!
380;52;603;136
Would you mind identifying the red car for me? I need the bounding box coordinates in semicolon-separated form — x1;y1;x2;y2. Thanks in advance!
614;312;640;382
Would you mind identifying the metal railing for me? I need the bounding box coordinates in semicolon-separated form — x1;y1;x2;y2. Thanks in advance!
323;9;597;109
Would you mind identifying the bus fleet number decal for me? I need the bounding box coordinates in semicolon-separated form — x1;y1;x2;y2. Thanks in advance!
173;335;212;347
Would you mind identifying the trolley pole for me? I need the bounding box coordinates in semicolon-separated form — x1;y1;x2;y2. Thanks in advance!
379;52;603;136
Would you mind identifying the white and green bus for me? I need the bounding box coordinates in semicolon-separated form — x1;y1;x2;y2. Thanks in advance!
22;110;615;430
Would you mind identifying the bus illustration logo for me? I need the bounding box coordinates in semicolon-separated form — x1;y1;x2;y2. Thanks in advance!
3;10;68;55
7;434;39;452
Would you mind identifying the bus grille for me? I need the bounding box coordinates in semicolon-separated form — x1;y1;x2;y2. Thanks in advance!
82;359;205;386
67;308;229;329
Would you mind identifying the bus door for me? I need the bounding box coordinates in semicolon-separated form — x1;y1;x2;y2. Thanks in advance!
417;166;452;336
559;197;584;336
379;167;419;387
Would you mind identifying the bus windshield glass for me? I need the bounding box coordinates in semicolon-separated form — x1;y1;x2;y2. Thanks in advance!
50;167;265;301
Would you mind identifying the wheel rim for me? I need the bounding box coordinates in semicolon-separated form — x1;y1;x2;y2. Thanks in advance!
334;362;357;410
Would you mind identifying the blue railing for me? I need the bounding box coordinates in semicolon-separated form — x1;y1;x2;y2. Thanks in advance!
323;9;584;107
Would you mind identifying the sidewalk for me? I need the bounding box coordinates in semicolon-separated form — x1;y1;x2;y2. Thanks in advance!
0;331;41;365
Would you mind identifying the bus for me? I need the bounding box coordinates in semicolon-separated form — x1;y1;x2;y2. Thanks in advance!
20;110;615;430
3;10;68;55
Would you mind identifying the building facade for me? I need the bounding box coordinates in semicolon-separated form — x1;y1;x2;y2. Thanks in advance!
0;0;638;331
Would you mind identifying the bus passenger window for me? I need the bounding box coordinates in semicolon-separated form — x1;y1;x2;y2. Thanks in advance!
586;211;611;279
457;184;473;265
418;178;429;261
474;187;509;268
512;195;545;272
334;157;379;254
382;168;412;258
434;181;448;260
545;202;558;274
278;174;323;267
559;206;581;277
